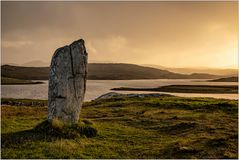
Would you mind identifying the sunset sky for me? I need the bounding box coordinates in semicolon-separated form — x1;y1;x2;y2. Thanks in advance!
1;1;238;68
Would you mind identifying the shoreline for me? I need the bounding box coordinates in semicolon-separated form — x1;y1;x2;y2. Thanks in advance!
1;91;238;107
2;81;44;85
1;77;44;85
111;85;238;94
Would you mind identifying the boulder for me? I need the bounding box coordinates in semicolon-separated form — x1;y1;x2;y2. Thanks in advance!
48;39;88;123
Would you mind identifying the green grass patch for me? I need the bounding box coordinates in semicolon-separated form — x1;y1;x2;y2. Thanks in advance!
1;96;238;158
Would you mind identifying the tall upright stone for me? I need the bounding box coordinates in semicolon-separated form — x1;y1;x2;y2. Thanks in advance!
48;39;88;123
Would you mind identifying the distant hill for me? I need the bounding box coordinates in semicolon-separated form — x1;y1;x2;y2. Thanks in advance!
2;65;49;80
22;60;50;67
3;63;20;66
143;64;238;76
1;63;220;80
208;77;238;82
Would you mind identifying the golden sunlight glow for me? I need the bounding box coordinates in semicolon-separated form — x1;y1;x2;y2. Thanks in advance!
1;1;238;69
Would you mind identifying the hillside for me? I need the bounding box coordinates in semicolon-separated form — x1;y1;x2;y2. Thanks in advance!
1;65;49;80
1;64;220;80
143;64;237;76
208;77;238;82
88;63;185;80
22;60;50;67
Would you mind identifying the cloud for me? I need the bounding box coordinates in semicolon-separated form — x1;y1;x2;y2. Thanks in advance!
89;35;128;53
1;1;237;68
106;36;128;53
86;41;97;54
2;40;33;48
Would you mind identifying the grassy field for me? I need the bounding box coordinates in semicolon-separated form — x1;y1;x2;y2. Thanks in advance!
1;77;44;85
112;85;238;94
1;96;238;159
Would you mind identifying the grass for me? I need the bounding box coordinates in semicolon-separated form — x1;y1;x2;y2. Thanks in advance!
111;85;238;94
1;77;44;85
34;119;97;138
1;96;238;159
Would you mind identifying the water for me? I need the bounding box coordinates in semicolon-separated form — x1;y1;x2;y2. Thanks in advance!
1;79;238;101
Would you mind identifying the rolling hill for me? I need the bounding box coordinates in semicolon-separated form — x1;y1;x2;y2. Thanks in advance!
1;63;220;80
208;76;238;82
143;64;237;76
22;60;50;67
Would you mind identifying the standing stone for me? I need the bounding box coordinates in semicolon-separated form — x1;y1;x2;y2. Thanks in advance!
48;39;88;123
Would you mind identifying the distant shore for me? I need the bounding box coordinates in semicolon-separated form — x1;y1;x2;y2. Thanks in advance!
208;76;238;82
111;85;238;94
1;77;44;85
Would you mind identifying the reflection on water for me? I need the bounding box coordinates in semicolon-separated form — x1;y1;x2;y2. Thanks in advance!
1;79;238;101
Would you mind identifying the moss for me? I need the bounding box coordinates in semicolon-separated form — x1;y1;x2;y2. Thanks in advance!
34;119;97;138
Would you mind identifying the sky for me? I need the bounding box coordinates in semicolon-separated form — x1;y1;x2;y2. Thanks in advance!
1;1;238;68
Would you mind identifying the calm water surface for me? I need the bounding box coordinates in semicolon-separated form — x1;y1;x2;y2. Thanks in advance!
1;79;238;101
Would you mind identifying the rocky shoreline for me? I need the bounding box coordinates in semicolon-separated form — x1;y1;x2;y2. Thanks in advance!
95;92;174;100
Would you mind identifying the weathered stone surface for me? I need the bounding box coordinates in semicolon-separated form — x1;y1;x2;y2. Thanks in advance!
48;39;88;123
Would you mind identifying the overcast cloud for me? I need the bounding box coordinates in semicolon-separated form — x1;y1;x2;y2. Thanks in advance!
1;1;237;68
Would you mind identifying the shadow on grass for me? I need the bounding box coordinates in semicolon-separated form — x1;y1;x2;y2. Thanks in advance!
1;129;53;148
2;120;98;148
159;134;238;159
154;122;197;135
